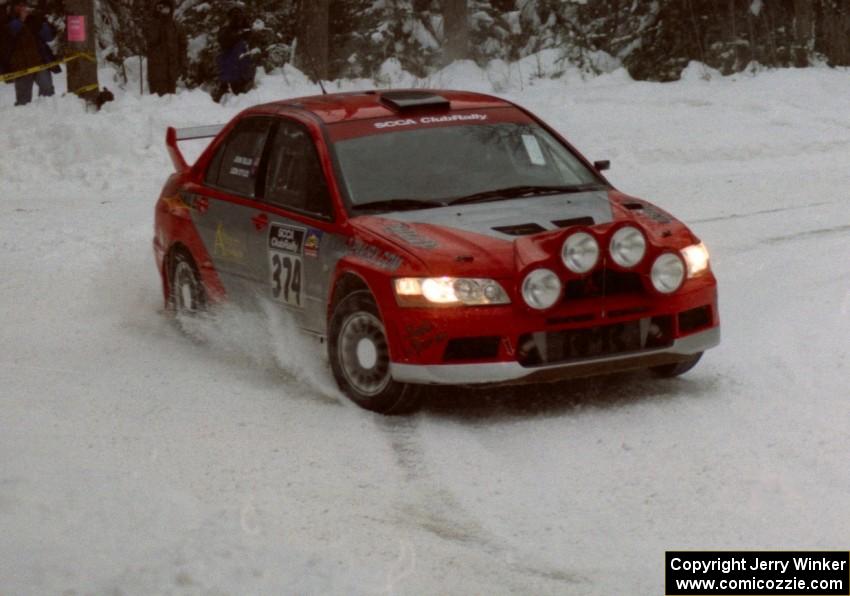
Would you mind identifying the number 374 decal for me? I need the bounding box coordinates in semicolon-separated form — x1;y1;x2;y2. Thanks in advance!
269;224;305;307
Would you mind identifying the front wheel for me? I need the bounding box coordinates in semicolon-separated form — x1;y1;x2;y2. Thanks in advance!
650;352;703;378
328;291;420;414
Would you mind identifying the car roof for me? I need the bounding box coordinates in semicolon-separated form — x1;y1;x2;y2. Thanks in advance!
248;89;517;125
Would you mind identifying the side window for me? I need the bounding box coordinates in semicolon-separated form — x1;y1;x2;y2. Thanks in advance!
264;120;333;219
205;118;272;197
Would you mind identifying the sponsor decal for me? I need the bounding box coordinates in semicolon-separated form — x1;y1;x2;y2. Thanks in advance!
348;237;403;271
229;166;250;178
385;222;437;249
269;252;303;308
420;114;488;124
373;113;488;129
375;119;416;129
213;222;245;262
304;228;323;257
641;205;672;224
228;155;260;178
268;224;306;308
162;195;190;212
631;202;672;224
269;224;305;255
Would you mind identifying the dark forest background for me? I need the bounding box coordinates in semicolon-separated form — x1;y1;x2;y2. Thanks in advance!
42;0;850;88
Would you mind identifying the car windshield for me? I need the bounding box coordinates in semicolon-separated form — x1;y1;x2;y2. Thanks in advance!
332;122;604;210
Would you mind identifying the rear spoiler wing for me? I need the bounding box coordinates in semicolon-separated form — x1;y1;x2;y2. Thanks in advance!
165;124;225;173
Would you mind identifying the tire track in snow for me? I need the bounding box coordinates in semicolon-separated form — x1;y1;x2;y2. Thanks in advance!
373;414;588;593
763;224;850;245
690;200;834;224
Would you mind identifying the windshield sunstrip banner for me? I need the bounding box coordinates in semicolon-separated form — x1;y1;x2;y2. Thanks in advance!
327;107;536;141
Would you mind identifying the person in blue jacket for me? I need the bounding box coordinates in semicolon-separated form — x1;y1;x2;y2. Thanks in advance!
5;2;57;105
212;6;254;103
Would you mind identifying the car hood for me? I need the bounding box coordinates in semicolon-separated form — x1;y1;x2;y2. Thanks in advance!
352;190;693;276
382;190;616;239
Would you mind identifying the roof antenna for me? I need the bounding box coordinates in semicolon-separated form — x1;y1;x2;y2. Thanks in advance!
298;41;328;96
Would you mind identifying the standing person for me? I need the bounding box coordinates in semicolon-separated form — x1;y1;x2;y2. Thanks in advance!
213;6;254;103
5;2;55;106
144;0;186;96
28;9;58;88
0;1;11;75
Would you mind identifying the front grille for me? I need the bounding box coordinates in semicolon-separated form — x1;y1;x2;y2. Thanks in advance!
443;336;501;362
518;316;673;367
564;269;644;301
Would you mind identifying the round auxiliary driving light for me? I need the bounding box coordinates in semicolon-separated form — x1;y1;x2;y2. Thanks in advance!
522;269;562;310
609;226;646;268
562;232;599;274
651;253;686;294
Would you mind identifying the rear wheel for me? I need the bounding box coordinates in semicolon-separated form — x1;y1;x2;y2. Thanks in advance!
329;291;420;414
651;352;703;378
168;251;206;315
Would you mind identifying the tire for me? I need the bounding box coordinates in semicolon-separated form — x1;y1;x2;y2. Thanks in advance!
328;290;420;414
650;352;703;378
167;250;206;315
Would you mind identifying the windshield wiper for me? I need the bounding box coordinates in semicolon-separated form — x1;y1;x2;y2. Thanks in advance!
449;183;606;206
352;198;447;212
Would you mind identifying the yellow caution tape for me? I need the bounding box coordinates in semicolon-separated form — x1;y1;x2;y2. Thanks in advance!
72;83;99;96
0;52;96;83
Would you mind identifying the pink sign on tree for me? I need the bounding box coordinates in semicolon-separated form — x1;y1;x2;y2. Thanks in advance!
67;16;86;43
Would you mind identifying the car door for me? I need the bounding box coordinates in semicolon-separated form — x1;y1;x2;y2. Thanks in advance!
246;117;341;333
184;117;275;299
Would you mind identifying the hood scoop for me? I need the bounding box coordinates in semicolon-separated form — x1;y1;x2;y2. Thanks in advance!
492;223;546;236
552;216;595;229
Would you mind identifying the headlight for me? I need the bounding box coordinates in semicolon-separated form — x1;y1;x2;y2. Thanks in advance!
609;226;646;268
521;268;561;310
681;242;710;278
561;232;599;274
394;277;510;307
651;253;685;294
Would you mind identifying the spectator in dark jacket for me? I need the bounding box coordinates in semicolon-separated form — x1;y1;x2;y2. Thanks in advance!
31;10;57;66
213;7;254;103
6;2;55;106
144;0;186;96
0;2;12;74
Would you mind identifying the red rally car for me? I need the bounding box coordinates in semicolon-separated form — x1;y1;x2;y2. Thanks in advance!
153;89;719;413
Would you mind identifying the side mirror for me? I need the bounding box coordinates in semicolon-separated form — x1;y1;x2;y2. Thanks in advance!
593;160;611;172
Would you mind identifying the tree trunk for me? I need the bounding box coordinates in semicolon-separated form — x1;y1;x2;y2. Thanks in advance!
64;0;99;104
792;0;813;66
441;0;469;64
298;0;330;81
817;0;850;66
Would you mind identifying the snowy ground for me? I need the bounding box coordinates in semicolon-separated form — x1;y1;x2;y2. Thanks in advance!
1;60;849;595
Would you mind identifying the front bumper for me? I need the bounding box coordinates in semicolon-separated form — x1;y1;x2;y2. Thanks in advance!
390;326;719;386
